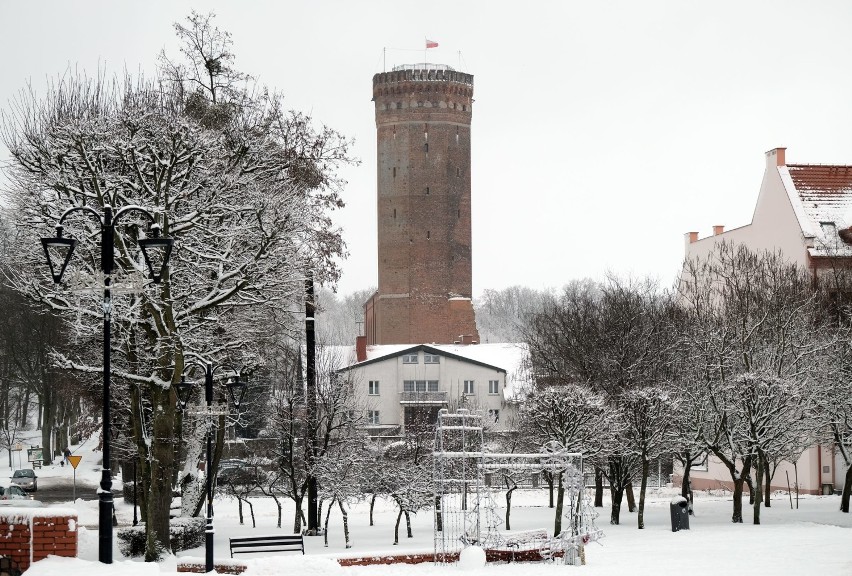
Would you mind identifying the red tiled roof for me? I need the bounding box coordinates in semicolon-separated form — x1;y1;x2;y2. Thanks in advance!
788;164;852;193
787;164;852;256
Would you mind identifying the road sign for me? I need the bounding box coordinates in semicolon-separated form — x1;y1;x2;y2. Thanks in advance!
68;455;82;502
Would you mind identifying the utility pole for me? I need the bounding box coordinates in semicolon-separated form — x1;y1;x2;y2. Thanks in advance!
305;273;319;534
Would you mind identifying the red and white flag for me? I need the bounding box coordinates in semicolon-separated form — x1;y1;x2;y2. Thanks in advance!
425;38;439;49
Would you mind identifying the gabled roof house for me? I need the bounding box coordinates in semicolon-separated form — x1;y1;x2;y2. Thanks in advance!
337;343;528;440
685;147;852;275
682;147;850;495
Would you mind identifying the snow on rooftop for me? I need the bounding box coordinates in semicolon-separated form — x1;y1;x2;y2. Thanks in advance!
355;342;530;401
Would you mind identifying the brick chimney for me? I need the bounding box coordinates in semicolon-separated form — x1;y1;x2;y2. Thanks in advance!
355;335;367;362
766;147;786;168
713;225;724;236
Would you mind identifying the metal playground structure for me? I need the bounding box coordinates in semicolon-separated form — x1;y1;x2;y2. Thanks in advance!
433;409;603;566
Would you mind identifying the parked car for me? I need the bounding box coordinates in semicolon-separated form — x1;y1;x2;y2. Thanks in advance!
10;469;37;492
216;459;254;486
0;485;30;500
0;485;42;507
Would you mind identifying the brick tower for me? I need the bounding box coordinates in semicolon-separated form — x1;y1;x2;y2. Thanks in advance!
364;64;480;345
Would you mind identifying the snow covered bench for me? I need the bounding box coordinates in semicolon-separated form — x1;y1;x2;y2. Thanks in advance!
229;534;304;557
502;529;549;549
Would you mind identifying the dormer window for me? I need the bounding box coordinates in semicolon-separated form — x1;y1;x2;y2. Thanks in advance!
424;354;440;364
403;354;419;364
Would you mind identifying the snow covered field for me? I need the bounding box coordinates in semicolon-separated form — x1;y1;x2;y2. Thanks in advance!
9;436;852;575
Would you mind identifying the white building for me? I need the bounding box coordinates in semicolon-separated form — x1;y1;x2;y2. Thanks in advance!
681;147;851;495
337;342;528;440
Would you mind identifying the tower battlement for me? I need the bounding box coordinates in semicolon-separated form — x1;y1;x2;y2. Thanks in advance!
373;66;474;103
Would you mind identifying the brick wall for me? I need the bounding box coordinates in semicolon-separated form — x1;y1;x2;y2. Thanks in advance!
0;510;77;572
367;65;480;345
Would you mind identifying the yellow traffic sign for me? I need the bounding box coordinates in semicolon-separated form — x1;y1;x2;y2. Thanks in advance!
68;455;82;469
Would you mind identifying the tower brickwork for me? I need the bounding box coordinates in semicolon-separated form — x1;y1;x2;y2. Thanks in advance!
365;65;479;345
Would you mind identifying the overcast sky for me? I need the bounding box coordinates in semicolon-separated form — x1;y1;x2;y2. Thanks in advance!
3;1;852;297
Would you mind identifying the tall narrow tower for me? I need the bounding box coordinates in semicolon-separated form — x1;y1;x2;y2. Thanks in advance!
364;64;479;345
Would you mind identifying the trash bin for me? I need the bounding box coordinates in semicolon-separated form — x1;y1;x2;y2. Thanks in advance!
670;496;690;532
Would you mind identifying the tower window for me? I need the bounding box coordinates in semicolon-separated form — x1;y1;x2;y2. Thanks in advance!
393;167;397;178
457;168;460;177
394;208;397;219
427;231;431;240
424;143;429;153
426;187;430;195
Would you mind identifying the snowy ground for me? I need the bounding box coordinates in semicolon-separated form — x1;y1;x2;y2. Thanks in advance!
10;434;852;575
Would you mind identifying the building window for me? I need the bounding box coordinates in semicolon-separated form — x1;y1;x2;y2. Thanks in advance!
427;230;430;240
488;380;499;395
393;167;397;178
424;354;440;364
402;354;418;364
426;186;430;195
488;409;499;423
403;380;439;392
463;380;475;395
367;410;380;425
368;380;380;395
425;143;429;153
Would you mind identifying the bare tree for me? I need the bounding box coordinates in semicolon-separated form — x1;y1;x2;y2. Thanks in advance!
0;12;353;558
679;243;833;523
618;386;678;529
519;384;615;534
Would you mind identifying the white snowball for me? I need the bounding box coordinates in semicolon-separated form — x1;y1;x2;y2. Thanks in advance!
458;545;486;568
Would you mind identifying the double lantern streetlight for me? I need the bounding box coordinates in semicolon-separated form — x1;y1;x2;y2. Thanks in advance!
40;205;173;565
175;362;246;574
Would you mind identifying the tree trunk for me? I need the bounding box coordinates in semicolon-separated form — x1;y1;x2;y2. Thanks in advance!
434;495;442;532
272;494;282;528
505;485;516;530
237;497;244;525
554;474;565;536
745;473;755;505
732;477;745;523
840;463;851;513
339;499;351;548
144;385;177;561
393;508;403;545
246;497;256;528
323;496;335;547
39;382;54;465
370;493;377;526
594;468;603;507
544;471;554;508
638;458;649;529
763;459;772;507
610;485;623;525
625;482;636;512
753;454;764;525
404;510;413;538
680;459;693;499
292;495;304;533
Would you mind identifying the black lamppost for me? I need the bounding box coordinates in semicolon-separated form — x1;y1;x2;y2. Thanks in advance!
40;204;173;564
175;362;246;574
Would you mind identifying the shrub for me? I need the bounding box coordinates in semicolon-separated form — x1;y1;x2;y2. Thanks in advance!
118;517;205;558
